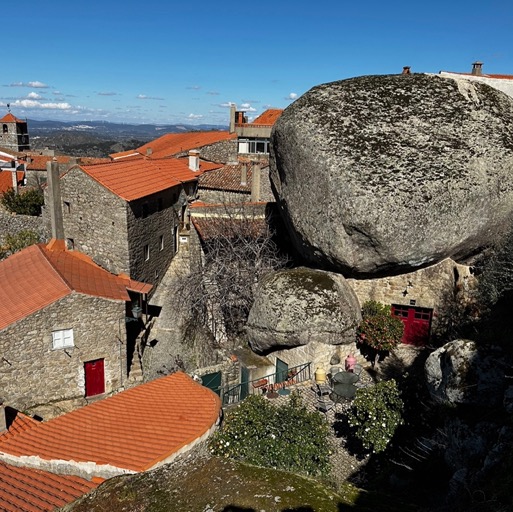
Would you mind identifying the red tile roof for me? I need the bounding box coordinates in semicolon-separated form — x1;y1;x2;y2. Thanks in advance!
199;163;253;193
0;372;221;473
0;461;99;512
0;170;24;194
0;407;40;442
444;71;513;80
110;131;236;160
79;158;214;201
25;155;110;171
0;242;151;331
251;109;283;126
0;113;25;124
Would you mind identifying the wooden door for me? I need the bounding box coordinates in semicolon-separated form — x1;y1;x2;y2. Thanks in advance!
275;358;289;384
84;359;105;397
202;371;222;396
391;305;432;347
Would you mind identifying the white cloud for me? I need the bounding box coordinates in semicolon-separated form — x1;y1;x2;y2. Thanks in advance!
219;101;236;108
98;91;117;96
13;99;72;110
27;92;42;99
187;85;201;90
9;81;49;89
240;103;256;112
287;92;298;100
188;113;204;119
137;94;164;100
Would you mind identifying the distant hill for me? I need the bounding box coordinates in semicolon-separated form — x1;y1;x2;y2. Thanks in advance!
27;119;228;158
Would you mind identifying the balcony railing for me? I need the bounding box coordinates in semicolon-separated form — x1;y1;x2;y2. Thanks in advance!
220;362;312;407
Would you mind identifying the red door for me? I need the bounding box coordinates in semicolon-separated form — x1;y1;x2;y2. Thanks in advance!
84;359;105;397
391;305;432;347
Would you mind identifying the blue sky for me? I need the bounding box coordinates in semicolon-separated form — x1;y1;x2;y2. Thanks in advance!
2;0;512;126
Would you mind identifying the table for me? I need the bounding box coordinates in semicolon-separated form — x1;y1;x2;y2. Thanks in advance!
278;388;291;396
330;371;359;402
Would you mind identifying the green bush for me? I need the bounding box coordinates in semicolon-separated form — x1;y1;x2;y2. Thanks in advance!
0;229;41;260
1;187;44;216
357;300;404;352
347;379;404;453
209;393;332;476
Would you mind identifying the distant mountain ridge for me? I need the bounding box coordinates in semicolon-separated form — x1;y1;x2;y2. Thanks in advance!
28;119;228;140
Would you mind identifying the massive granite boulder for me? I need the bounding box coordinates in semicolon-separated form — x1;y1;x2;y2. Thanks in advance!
424;339;507;407
270;73;513;276
246;267;361;353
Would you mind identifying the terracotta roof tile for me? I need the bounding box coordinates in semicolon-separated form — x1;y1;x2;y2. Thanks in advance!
199;163;255;193
0;243;151;331
80;158;204;201
24;155;110;171
0;113;25;123
110;131;236;160
0;170;24;193
0;461;98;512
251;109;283;126
0;407;41;442
0;372;221;472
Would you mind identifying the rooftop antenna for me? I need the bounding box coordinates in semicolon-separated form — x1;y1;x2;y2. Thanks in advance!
7;103;11;113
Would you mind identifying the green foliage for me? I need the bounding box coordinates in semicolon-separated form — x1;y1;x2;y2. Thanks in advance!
357;300;404;352
209;393;331;476
0;229;40;260
1;187;44;216
347;379;404;453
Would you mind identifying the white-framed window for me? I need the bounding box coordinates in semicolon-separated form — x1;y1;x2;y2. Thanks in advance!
144;244;150;261
52;328;74;349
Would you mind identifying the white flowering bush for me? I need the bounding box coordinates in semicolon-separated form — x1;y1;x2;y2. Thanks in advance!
209;393;331;476
347;379;404;453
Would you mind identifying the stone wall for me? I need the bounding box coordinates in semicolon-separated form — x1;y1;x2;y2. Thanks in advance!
346;258;474;334
175;139;238;165
0;209;47;245
0;293;126;419
52;167;130;275
127;188;182;288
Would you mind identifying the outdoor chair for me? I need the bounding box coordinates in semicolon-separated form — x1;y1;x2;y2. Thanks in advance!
353;363;363;377
316;396;336;418
316;382;332;397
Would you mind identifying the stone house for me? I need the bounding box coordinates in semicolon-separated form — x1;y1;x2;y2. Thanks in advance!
0;239;152;420
45;157;222;290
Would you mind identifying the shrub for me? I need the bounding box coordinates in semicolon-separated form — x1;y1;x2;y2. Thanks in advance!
347;379;404;453
0;229;41;260
209;393;332;476
1;187;44;216
357;300;404;352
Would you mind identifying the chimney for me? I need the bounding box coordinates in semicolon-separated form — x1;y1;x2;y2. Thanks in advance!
251;162;261;202
146;147;152;157
11;167;18;195
472;61;483;76
229;104;236;133
188;149;200;172
46;159;65;240
0;399;7;433
402;66;411;75
240;163;248;186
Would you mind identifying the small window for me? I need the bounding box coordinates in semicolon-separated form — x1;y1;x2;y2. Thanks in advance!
66;238;74;250
159;235;164;251
144;244;150;261
52;328;74;349
2;124;7;134
63;201;71;213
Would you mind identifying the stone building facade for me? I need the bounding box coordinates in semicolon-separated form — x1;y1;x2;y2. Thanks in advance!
46;165;192;290
0;293;126;420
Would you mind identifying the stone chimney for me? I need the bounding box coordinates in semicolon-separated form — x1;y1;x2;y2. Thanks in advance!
251;162;261;202
188;149;200;172
229;104;236;133
472;61;483;76
0;399;7;433
240;163;248;186
46;159;64;240
11;161;18;195
402;66;411;75
146;147;152;157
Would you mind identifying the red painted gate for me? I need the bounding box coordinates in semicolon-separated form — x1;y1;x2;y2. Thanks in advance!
84;359;105;397
391;305;432;347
